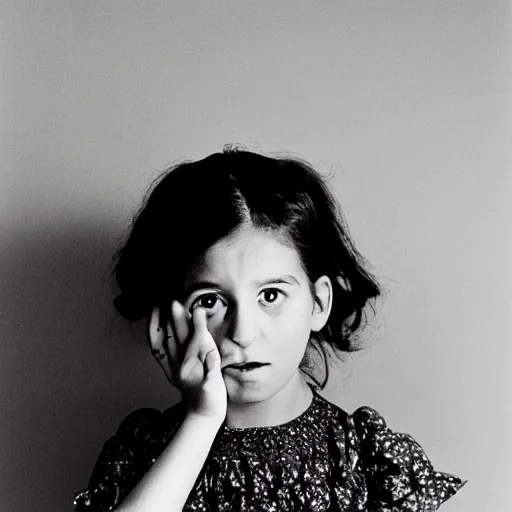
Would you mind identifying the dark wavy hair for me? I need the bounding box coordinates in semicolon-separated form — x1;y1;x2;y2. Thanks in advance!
112;147;381;390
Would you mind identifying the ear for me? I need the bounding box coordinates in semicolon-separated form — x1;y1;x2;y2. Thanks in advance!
311;275;333;332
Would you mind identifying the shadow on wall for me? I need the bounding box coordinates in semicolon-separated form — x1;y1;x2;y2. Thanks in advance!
1;220;177;512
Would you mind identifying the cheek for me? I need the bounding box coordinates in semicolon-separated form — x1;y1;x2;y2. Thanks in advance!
185;310;223;336
288;294;315;324
204;315;227;345
274;302;314;340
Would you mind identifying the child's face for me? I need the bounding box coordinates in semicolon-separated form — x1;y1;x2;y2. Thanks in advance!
181;225;330;403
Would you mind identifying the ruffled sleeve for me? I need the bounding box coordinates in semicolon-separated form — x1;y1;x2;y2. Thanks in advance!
349;406;467;511
73;404;185;511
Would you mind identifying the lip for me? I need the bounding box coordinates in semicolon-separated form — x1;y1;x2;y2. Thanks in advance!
223;362;270;370
222;361;269;370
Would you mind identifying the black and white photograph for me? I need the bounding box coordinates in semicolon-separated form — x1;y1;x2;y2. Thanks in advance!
1;2;510;511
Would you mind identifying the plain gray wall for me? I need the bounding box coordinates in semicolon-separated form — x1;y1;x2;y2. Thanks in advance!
1;1;510;511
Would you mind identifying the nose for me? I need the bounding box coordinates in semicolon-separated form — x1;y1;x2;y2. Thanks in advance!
225;302;256;346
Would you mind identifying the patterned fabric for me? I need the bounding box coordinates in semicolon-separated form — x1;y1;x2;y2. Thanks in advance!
73;386;466;511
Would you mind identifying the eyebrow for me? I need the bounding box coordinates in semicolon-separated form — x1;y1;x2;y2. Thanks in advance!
183;275;300;298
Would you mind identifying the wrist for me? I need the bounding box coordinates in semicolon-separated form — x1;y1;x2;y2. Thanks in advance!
184;410;225;430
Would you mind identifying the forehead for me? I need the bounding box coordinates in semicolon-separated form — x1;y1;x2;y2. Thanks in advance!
185;226;306;284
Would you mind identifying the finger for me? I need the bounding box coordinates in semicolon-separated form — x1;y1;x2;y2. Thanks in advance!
171;300;189;346
148;307;165;351
192;306;209;335
204;347;221;377
164;319;179;364
148;307;174;383
191;307;217;362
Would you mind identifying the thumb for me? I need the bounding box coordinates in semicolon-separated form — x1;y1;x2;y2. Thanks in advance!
204;347;221;376
191;307;209;334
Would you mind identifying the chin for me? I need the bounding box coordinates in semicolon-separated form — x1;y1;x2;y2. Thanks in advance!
224;377;270;403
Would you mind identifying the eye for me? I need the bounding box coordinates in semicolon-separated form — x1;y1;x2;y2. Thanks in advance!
258;288;285;307
189;293;225;315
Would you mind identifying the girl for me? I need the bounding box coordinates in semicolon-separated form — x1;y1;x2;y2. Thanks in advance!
73;147;466;511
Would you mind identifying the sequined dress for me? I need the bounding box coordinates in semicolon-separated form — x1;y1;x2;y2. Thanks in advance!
73;385;466;511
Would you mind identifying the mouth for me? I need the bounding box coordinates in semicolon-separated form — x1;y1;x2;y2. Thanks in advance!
223;362;269;372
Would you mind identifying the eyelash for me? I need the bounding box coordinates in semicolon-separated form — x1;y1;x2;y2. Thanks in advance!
260;289;282;305
189;288;285;313
190;293;224;312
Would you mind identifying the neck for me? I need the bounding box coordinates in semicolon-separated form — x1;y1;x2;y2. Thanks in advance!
225;371;314;429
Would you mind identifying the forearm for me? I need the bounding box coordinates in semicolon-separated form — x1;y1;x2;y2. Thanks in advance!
117;412;223;512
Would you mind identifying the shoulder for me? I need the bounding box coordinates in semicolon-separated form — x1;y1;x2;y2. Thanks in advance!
115;401;185;441
98;401;186;466
346;405;467;510
73;402;186;511
114;407;162;438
